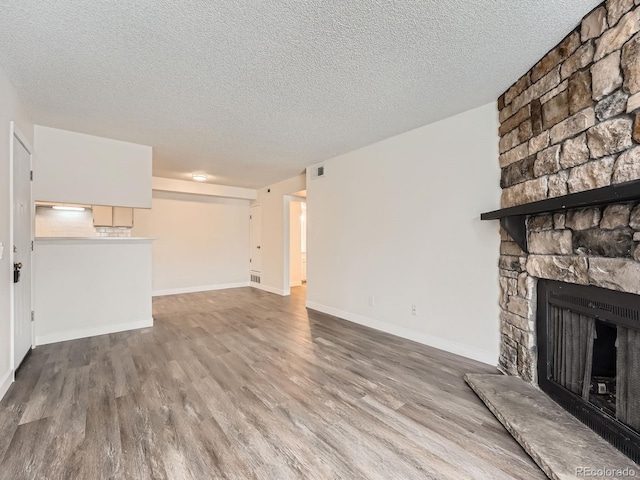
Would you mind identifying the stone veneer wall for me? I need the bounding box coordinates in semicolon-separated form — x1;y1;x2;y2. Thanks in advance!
497;0;640;381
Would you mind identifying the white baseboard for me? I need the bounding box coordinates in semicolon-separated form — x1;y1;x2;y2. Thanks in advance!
0;369;14;403
305;301;497;366
153;282;250;297
36;318;154;346
290;281;302;287
250;282;286;296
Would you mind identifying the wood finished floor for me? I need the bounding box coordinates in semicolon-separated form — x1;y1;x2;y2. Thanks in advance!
0;286;545;480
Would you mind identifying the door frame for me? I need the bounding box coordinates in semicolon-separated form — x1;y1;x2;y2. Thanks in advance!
282;195;306;296
9;121;34;372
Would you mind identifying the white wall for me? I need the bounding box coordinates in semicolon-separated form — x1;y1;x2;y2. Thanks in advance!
289;201;303;287
0;66;33;400
133;190;250;295
34;238;153;344
253;174;306;295
34;125;152;208
306;102;501;365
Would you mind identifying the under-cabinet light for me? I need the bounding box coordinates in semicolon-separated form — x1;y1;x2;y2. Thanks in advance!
192;174;208;181
52;206;85;212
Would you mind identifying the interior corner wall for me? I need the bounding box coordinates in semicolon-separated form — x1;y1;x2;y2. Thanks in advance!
306;102;501;365
0;66;34;399
253;174;306;295
132;191;250;295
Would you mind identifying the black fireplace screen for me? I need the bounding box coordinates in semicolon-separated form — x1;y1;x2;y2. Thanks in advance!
617;327;640;431
549;307;640;432
538;280;640;462
551;308;595;398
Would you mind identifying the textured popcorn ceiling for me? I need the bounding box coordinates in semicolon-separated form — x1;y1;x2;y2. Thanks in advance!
0;0;600;188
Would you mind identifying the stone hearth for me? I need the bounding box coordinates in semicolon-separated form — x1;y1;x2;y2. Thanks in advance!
465;374;638;480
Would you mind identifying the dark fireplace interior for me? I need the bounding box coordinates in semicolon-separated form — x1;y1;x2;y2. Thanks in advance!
537;279;640;462
591;320;617;416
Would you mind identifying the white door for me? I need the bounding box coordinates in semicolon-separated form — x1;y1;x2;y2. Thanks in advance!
12;130;32;368
250;205;262;274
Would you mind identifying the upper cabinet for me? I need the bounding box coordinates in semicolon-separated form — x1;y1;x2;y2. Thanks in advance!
113;207;134;227
33;126;152;208
93;206;113;227
93;206;134;227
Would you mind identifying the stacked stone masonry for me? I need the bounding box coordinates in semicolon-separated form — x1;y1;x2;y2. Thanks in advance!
497;0;640;380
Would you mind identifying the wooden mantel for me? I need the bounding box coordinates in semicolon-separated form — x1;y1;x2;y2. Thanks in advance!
481;179;640;252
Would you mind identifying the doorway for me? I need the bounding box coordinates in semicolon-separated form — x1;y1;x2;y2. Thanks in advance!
10;123;34;370
289;200;306;287
285;192;306;296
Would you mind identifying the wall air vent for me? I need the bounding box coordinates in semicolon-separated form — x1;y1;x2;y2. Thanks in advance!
311;164;325;180
251;274;261;284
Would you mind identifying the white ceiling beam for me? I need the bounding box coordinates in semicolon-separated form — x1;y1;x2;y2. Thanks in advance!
152;177;257;200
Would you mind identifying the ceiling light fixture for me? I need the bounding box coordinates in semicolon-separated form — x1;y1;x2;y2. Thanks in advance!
52;206;85;212
192;174;207;182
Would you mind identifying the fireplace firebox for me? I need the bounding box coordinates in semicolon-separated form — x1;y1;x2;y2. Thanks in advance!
537;279;640;462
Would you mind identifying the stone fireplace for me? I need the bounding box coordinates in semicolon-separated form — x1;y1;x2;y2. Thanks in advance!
498;202;640;382
492;0;640;461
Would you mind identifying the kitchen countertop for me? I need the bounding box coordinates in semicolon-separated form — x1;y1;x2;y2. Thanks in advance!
35;237;155;244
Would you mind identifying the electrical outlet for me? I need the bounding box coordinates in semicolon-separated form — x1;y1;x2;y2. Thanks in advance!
368;296;375;307
411;304;417;316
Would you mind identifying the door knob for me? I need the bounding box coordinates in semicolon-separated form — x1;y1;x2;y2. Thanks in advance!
13;262;22;283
